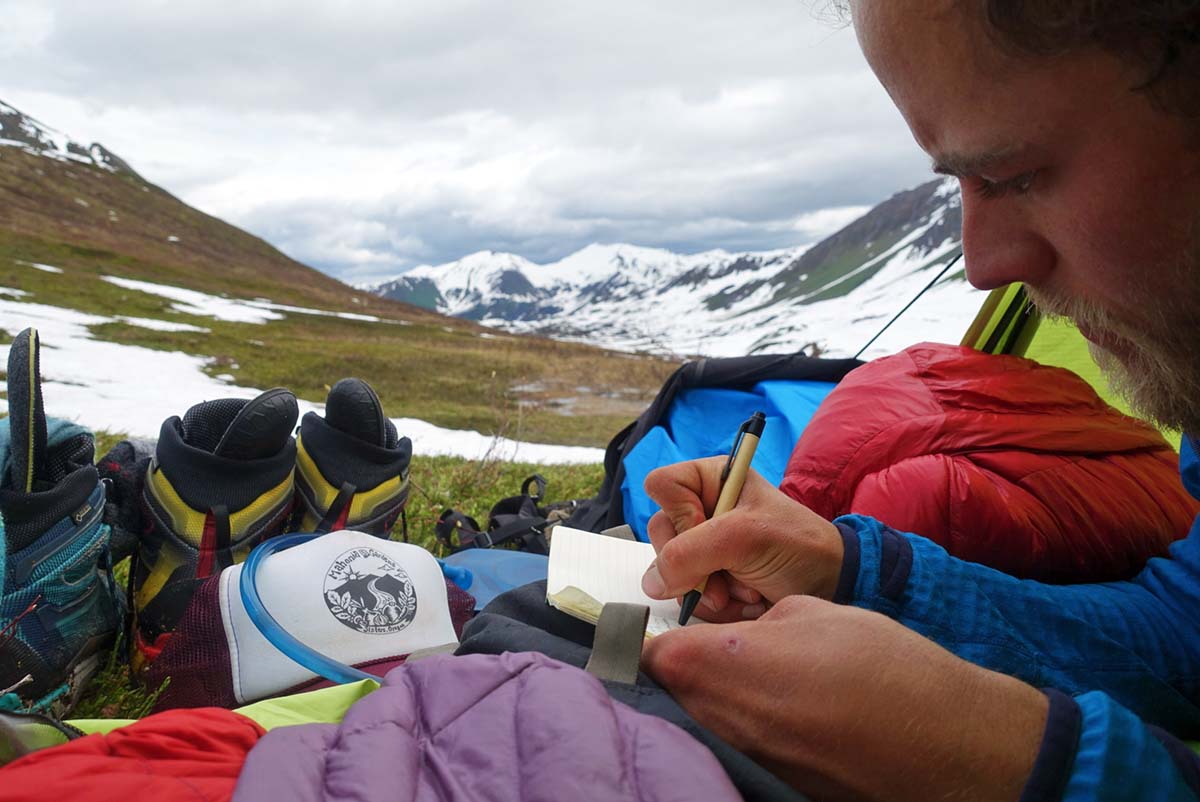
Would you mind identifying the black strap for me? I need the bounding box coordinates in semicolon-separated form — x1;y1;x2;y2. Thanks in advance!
435;475;555;554
212;505;231;551
314;481;356;534
521;474;547;503
435;509;483;552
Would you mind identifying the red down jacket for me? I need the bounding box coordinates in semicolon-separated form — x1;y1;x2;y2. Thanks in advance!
0;708;263;802
780;343;1200;583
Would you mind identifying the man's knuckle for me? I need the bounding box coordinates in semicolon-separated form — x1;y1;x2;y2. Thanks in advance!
653;542;685;584
773;594;819;615
648;636;704;687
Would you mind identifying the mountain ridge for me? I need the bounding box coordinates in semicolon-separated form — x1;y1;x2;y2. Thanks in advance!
0;99;138;177
368;178;976;359
0;98;435;315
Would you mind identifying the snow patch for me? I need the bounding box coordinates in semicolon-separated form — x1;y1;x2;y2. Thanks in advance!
113;316;211;333
0;296;601;464
16;261;65;274
101;276;285;324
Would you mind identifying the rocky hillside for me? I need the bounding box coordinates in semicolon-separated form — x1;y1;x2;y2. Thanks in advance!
0;99;437;315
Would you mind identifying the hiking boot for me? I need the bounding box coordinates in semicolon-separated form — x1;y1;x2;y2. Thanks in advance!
0;328;120;714
293;378;412;538
130;388;298;674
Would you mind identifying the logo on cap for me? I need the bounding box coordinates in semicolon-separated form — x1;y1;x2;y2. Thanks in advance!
324;547;418;634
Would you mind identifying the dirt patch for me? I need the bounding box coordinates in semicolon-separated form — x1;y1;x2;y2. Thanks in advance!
512;380;653;418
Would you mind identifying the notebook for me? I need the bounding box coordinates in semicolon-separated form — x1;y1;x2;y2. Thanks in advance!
546;525;688;638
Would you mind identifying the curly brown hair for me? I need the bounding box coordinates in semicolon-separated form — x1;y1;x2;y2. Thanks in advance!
828;1;1200;117
978;1;1200;115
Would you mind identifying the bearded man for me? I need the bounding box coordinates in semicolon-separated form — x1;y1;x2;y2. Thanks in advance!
638;3;1200;800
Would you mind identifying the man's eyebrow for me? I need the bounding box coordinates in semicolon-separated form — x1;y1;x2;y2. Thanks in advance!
930;147;1024;178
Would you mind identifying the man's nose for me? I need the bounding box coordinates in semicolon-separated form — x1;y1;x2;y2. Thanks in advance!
959;185;1055;291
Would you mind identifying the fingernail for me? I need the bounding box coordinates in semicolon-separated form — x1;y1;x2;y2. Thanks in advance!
741;604;766;620
700;595;718;612
641;564;666;597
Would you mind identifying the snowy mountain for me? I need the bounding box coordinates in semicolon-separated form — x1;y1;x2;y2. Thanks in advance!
0;100;137;177
368;178;982;360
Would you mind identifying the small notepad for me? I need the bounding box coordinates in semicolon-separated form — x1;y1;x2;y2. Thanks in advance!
546;525;686;638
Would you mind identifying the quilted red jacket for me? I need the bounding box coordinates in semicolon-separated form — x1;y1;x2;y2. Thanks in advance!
780;343;1200;582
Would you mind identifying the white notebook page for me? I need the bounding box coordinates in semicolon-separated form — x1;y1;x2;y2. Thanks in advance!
547;525;684;637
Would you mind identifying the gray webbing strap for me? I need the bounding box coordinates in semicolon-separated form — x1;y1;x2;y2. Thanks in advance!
600;524;636;541
404;643;459;662
585;602;649;685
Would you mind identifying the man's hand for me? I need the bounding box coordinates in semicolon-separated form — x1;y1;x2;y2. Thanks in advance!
641;457;844;621
643;596;1048;802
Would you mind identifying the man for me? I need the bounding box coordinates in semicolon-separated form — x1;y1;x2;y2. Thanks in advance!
638;2;1200;800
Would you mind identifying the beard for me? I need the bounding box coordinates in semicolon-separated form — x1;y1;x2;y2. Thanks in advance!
1024;260;1200;434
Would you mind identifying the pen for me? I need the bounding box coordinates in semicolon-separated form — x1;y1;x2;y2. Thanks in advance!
678;410;766;626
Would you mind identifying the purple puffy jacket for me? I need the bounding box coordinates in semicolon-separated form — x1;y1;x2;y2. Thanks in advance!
232;651;743;802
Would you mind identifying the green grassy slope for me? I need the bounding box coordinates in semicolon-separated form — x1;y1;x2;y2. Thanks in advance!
0;148;676;446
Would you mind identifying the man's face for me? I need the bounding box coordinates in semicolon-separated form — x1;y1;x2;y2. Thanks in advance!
850;0;1200;431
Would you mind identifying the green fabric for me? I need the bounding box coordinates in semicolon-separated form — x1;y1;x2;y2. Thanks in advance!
67;678;381;735
65;718;131;736
961;284;1026;352
0;714;72;765
234;678;380;730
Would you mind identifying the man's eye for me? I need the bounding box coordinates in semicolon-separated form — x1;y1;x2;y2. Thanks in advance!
972;170;1039;200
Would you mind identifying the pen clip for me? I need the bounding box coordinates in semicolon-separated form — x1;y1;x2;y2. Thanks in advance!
720;419;753;484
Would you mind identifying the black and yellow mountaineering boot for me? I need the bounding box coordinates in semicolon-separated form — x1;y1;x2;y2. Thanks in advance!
130;388;298;674
293;378;412;538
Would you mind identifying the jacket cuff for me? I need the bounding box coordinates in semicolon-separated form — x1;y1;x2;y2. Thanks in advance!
832;521;860;604
831;515;914;608
1019;690;1082;802
1055;691;1200;801
1146;725;1200;797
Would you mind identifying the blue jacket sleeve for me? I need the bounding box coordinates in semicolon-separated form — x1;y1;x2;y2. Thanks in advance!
832;514;1200;734
1019;690;1200;802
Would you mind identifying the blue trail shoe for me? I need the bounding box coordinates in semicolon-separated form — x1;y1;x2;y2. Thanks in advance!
0;328;120;715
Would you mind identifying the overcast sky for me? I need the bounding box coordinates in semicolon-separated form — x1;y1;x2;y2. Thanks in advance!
0;1;935;284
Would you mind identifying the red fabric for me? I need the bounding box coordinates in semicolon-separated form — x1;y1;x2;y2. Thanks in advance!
197;510;217;579
0;708;264;802
781;343;1200;582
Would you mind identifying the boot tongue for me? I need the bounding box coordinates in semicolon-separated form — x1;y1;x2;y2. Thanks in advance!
5;328;47;493
180;388;298;460
324;378;396;448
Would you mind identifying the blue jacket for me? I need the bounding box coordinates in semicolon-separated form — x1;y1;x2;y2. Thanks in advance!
834;434;1200;801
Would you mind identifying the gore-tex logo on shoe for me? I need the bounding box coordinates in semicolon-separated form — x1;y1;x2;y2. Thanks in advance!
72;503;93;524
323;547;418;635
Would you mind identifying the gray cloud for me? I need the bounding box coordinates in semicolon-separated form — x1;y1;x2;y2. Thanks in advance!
0;0;935;283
